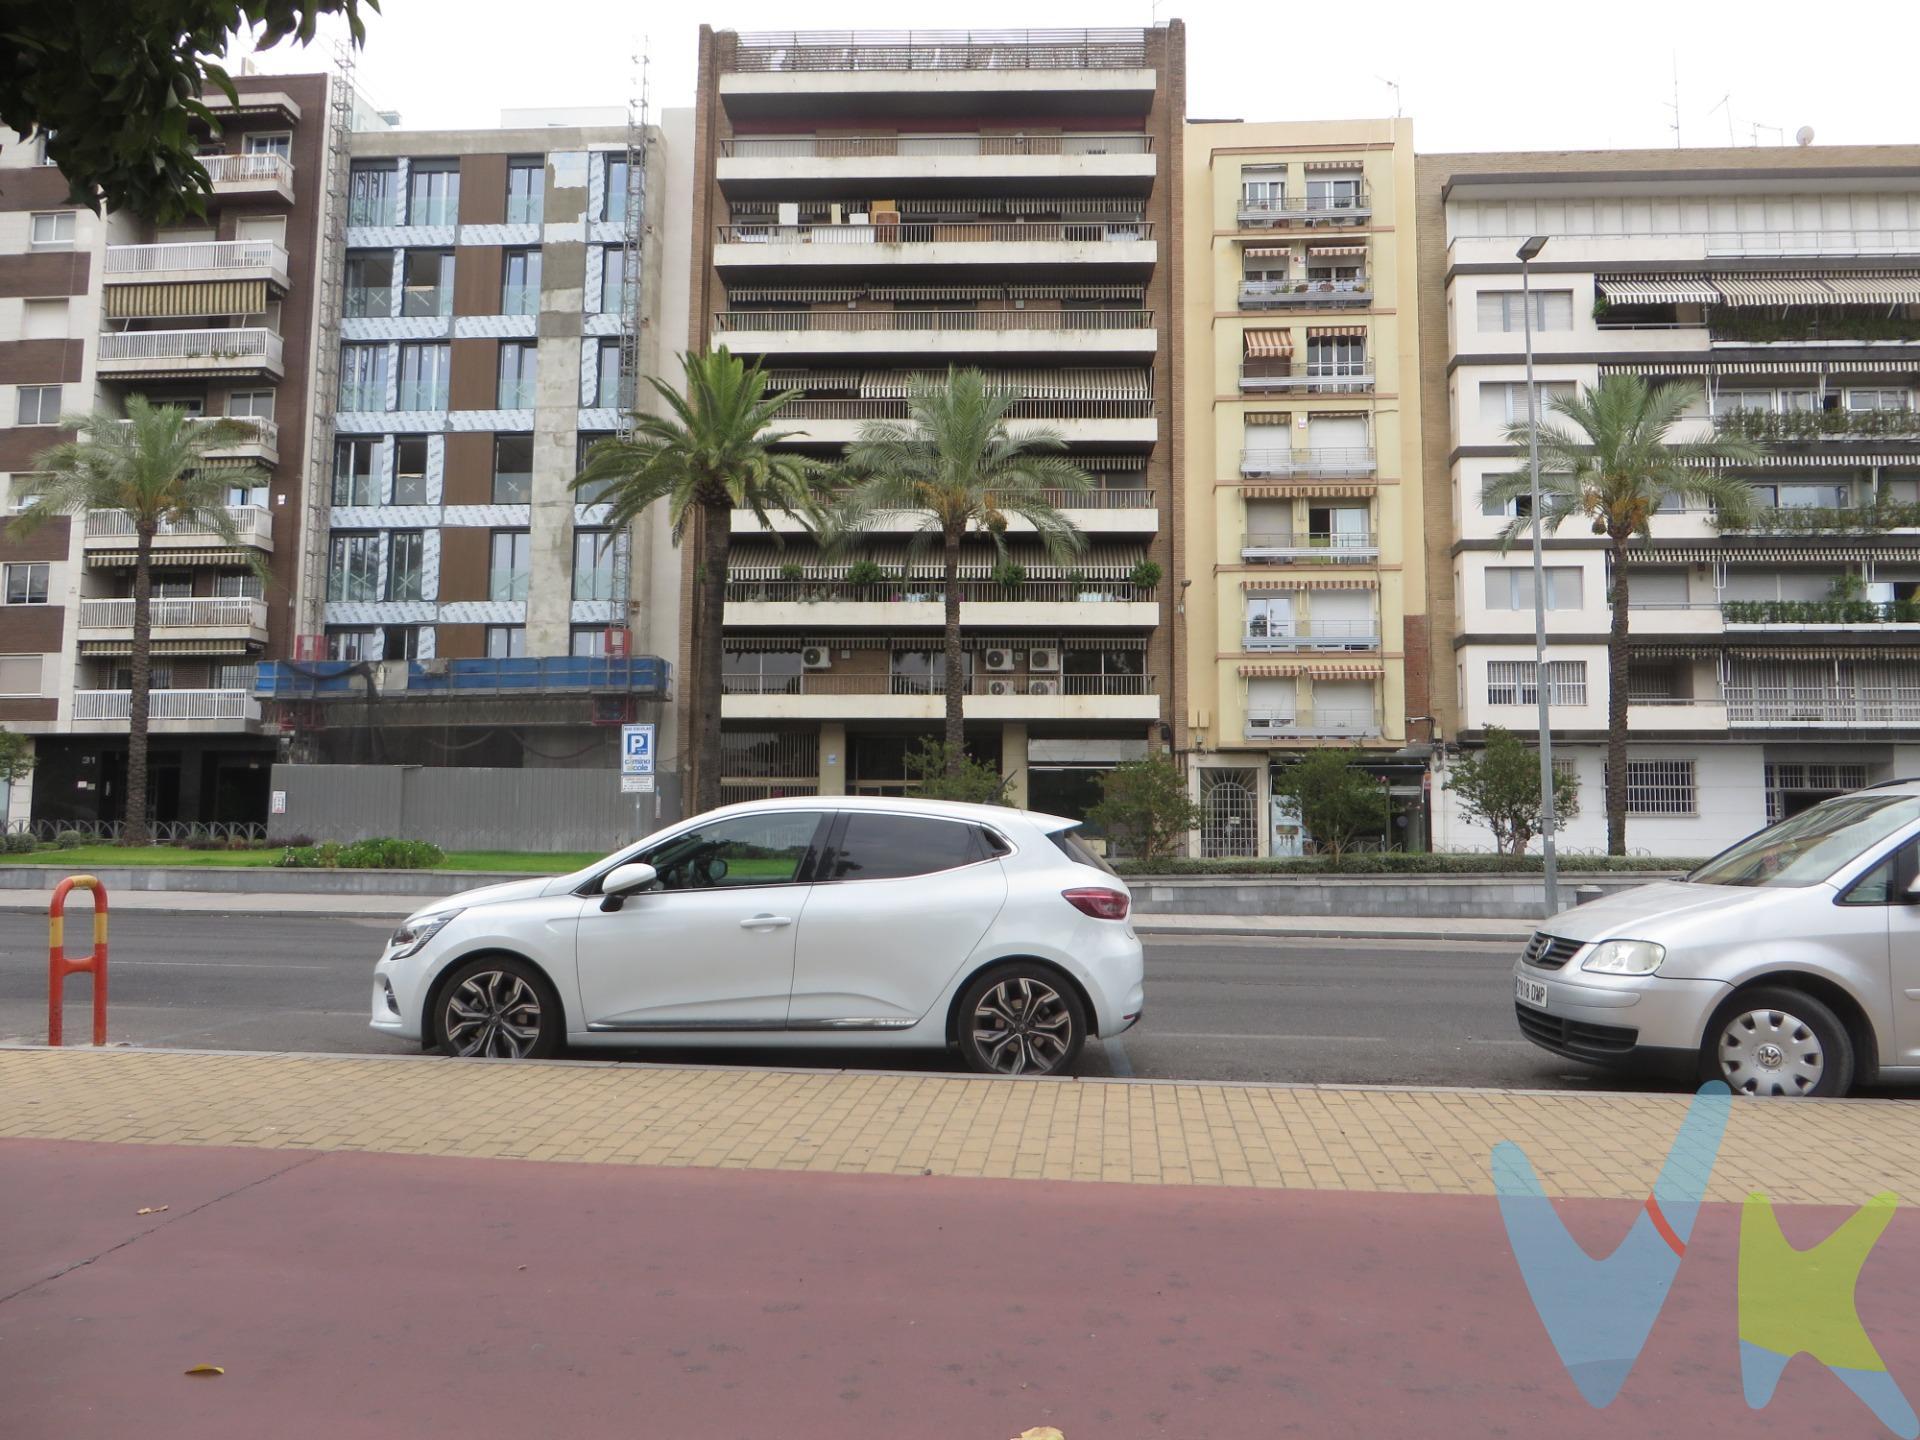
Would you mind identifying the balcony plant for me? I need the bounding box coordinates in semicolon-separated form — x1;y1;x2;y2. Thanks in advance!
1129;559;1163;595
844;558;888;596
1713;408;1920;444
992;560;1027;594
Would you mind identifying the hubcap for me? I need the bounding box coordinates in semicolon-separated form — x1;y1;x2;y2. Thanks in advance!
1719;1008;1822;1097
971;976;1073;1075
444;971;543;1059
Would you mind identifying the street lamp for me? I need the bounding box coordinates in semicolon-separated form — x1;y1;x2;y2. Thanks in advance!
1517;234;1560;917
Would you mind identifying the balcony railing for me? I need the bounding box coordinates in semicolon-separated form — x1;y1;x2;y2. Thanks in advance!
1245;706;1383;738
104;240;286;276
1710;312;1920;344
85;505;273;545
726;29;1151;72
1239;362;1374;394
75;689;260;722
1050;487;1153;508
203;152;294;188
782;397;1155;421
1722;599;1920;626
114;415;277;454
723;672;1156;696
717;221;1153;245
97;328;282;368
1712;409;1920;443
254;656;671;699
79;598;267;631
1243;619;1380;650
715;308;1153;334
1241;531;1379;563
1237;188;1372;225
1241;447;1376;478
1724;688;1920;727
1238;278;1371;308
726;577;1155;604
722;133;1153;157
1717;503;1920;535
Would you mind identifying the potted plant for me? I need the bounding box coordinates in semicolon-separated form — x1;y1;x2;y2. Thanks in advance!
1128;559;1163;595
992;560;1026;595
1066;567;1102;603
846;558;886;597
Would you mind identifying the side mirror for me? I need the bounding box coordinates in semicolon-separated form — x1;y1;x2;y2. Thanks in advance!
599;862;657;912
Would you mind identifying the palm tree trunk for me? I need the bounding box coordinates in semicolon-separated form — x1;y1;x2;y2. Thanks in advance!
124;525;155;846
692;500;731;814
1606;536;1632;856
942;525;965;774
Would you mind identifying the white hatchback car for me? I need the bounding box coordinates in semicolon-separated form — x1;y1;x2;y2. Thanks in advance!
371;796;1144;1075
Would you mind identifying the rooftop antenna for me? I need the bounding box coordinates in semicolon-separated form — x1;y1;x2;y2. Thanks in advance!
1750;120;1786;146
1707;92;1734;146
1664;55;1682;147
1377;76;1402;119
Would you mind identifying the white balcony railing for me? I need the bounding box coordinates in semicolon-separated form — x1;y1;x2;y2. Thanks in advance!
97;328;283;368
1238;278;1371;307
1246;705;1383;737
115;415;278;454
1241;447;1377;478
203;152;294;188
1724;688;1920;727
1242;531;1379;562
1244;619;1380;650
104;240;286;276
718;221;1152;245
1239;364;1375;394
84;505;273;546
722;134;1152;157
79;598;267;631
74;689;260;722
715;309;1153;334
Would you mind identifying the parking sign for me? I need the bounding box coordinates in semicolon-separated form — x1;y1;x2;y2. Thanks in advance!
620;723;655;776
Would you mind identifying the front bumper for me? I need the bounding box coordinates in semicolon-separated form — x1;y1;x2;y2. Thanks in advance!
1511;958;1727;1070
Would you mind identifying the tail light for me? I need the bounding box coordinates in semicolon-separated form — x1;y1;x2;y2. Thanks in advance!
1062;887;1130;921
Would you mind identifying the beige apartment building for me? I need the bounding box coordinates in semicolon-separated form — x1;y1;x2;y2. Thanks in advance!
1181;119;1427;857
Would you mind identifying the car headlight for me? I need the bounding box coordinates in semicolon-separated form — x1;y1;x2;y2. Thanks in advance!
1581;939;1666;976
388;910;461;960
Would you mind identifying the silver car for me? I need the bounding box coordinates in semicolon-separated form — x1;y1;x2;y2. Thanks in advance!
1513;781;1920;1097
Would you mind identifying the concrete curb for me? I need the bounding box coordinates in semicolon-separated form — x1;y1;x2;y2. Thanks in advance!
1135;924;1528;944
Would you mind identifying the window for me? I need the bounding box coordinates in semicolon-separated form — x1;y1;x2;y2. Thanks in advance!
327;533;381;602
498;342;537;409
109;663;172;690
213;574;264;599
601;153;632;221
387;531;425;601
493;435;533;503
348;162;399;227
1063;648;1146;691
1306;174;1364;210
406;162;459;226
1484;566;1584;610
4;563;49;605
22;299;68;339
598;248;629;316
18;386;62;426
392;436;429;504
1476;289;1574;333
634;811;825;892
723;650;804;694
1486;659;1587;706
891;650;970;694
507;159;543;224
595;340;627;409
243;132;292;159
1838;844;1907;906
489;529;530;601
400;250;455;317
327;628;381;662
1626;759;1697;817
820;812;984;882
383;625;422;660
1305;336;1366;378
28;212;75;249
485;624;525;658
576;432;616;499
573;529;618;600
570;625;609;658
0;656;44;695
1848;389;1911;413
396;343;450;411
1479;380;1576;426
501;249;541;315
227;390;274;420
339;344;388;410
333;438;379;506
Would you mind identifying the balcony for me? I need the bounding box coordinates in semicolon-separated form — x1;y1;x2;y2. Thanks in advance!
714;308;1157;359
84;505;274;555
779;397;1155;446
203;151;295;203
96;327;284;380
1711;409;1920;446
1237;188;1372;228
1722;599;1920;630
78;597;269;647
1243;619;1379;651
1626;602;1725;636
1240;531;1378;565
1239;362;1374;395
722;669;1158;721
116;415;278;465
724;29;1151;72
717;133;1155;191
1725;687;1920;728
1710;312;1920;345
736;487;1158;536
1245;705;1383;739
1628;699;1731;732
1241;447;1376;479
724;576;1158;628
1238;277;1371;310
73;689;261;730
104;240;289;291
714;220;1155;272
254;656;671;701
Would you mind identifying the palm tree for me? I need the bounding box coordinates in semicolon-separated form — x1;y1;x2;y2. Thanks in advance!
11;398;267;845
573;348;830;813
1484;374;1764;854
838;368;1092;775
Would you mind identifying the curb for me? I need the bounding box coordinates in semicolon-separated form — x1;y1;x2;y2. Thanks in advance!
1135;924;1527;944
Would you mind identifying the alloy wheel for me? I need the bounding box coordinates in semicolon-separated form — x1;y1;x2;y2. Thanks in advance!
971;976;1073;1075
1718;1007;1824;1097
444;970;544;1059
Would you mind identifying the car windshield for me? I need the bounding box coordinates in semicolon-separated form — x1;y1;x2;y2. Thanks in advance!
1688;794;1920;888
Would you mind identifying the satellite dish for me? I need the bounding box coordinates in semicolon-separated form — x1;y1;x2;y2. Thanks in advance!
1796;125;1815;147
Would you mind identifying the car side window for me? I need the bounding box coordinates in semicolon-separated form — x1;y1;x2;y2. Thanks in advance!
820;813;985;882
1838;839;1914;906
637;811;825;892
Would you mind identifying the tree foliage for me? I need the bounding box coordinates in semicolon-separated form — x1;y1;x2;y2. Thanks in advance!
2;1;375;223
0;729;35;785
1088;756;1204;861
1269;749;1389;859
904;740;1008;806
1444;726;1581;857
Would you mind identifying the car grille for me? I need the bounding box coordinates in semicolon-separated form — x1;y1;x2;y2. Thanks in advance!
1520;932;1583;970
1514;1004;1638;1062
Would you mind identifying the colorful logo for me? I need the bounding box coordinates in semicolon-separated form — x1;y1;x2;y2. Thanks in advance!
1492;1082;1917;1437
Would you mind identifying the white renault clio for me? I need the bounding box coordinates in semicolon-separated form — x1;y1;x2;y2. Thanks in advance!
371;796;1143;1075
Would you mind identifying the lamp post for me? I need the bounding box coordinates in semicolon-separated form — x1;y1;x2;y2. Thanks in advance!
1517;234;1560;917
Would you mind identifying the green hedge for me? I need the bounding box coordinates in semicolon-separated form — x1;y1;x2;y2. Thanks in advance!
277;838;447;870
1112;854;1689;877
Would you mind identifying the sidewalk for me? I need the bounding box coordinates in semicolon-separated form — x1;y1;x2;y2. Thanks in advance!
4;1046;1919;1437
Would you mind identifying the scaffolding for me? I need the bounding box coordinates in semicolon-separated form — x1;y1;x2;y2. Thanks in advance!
609;41;652;627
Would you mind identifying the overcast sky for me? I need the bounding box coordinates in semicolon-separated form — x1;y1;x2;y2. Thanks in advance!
242;0;1918;154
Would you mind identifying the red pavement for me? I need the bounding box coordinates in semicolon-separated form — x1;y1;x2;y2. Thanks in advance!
2;1138;1914;1438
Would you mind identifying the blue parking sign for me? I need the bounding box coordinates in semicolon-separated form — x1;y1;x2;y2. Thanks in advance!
621;723;655;775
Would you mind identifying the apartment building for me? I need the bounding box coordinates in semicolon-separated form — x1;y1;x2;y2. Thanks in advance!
1419;145;1920;854
1181;118;1427;857
682;25;1185;815
0;74;338;831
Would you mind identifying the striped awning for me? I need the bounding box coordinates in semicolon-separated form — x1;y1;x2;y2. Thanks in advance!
1307;324;1367;338
760;369;861;392
868;285;1003;301
1238;661;1384;678
1303;160;1362;172
728;286;861;303
1239;481;1378;498
1240;576;1378;591
1243;246;1292;259
1079;454;1147;472
854;368;1152;400
1818;272;1920;305
1596;274;1719;306
1007;284;1144;301
1710;274;1836;306
104;278;268;319
1243;329;1292;359
90;547;253;568
79;638;255;657
1604;359;1920;377
1728;646;1920;662
1307;244;1367;258
1639;544;1887;565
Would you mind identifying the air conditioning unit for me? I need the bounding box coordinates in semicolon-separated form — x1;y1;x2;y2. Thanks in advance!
1027;647;1060;672
801;646;832;670
984;648;1016;672
1028;679;1060;696
987;679;1017;697
376;659;411;692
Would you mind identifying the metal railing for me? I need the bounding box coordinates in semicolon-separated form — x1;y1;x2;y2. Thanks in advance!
84;505;273;544
1724;688;1920;726
1049;487;1153;508
726;29;1151;72
204;153;293;188
1245;705;1383;737
97;328;282;367
1244;619;1380;649
75;689;260;722
718;220;1153;245
1241;447;1377;478
1241;531;1379;560
1239;363;1375;394
1705;229;1920;257
105;240;286;275
1238;278;1371;307
1237;188;1372;223
725;578;1155;603
114;415;277;451
715;308;1154;334
782;397;1156;421
79;598;267;630
721;133;1153;157
724;671;1156;696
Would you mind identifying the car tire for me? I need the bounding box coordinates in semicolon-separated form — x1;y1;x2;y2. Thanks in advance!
1699;986;1854;1098
435;956;562;1061
955;964;1087;1077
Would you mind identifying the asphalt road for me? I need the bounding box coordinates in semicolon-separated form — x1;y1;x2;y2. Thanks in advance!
0;909;1884;1095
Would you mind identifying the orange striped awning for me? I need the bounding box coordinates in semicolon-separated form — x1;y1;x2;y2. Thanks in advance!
1307;244;1367;258
104;278;268;319
1304;159;1363;172
1243;246;1292;258
1238;481;1377;498
1240;575;1379;591
1238;661;1384;678
1307;324;1368;338
1243;329;1293;358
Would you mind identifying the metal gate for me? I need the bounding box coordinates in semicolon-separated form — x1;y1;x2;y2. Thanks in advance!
1200;768;1259;858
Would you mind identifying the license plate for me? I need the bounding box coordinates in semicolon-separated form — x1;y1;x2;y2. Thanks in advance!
1515;977;1549;1010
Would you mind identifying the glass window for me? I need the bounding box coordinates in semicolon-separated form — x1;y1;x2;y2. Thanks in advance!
635;810;825;892
213;574;264;599
392;436;429;504
16;386;61;426
327;627;381;662
1486;659;1586;706
396;343;450;411
243;132;291;159
348;162;399;227
595;340;626;409
1691;795;1920;888
489;529;530;601
493;435;533;503
327;533;380;602
1838;848;1903;906
1050;826;1116;876
1624;759;1697;817
570;625;609;658
722;650;804;694
400;250;455;317
820;812;982;882
498;342;537;409
485;625;525;658
1476;290;1574;333
4;563;49;604
406;162;459;226
344;251;393;317
506;159;544;224
384;625;422;660
602;154;632;221
502;248;541;315
387;531;425;601
339;344;388;410
1484;566;1583;610
29;212;76;248
227;390;274;420
333;437;379;506
573;529;618;600
598;248;628;316
891;650;969;694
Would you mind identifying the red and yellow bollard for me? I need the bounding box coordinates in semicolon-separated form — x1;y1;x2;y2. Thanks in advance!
48;875;109;1047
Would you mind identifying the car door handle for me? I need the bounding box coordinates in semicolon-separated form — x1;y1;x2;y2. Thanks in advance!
740;915;793;929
